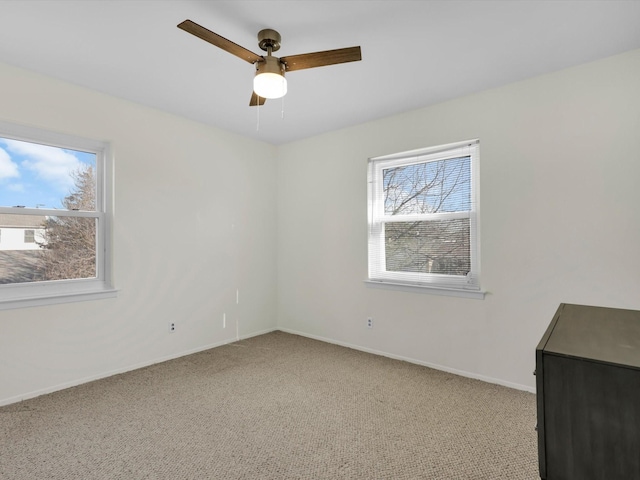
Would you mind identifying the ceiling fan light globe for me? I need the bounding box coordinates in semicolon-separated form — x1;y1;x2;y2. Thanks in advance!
253;73;287;99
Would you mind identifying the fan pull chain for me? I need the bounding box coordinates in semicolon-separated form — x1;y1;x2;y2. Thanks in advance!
281;95;285;119
256;96;260;131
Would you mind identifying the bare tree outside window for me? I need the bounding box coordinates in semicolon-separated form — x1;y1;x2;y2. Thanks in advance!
39;165;97;281
382;156;471;276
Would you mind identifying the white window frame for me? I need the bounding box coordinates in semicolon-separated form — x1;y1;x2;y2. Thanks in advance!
367;139;484;299
0;121;116;310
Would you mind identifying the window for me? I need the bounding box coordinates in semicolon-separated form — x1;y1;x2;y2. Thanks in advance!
24;229;35;243
0;121;115;309
367;140;482;297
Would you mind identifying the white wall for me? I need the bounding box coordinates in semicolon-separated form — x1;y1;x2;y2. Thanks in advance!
276;49;640;391
2;48;639;405
0;63;278;405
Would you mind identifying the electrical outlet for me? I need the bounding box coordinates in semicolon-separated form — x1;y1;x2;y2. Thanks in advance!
223;313;226;329
367;317;373;328
169;322;176;333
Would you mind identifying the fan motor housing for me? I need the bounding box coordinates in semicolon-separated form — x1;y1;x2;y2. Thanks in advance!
255;55;285;76
258;29;281;52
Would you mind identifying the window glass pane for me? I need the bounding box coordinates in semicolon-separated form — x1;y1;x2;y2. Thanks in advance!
0;137;96;210
0;215;96;284
383;156;470;215
41;216;97;281
24;229;35;243
384;219;470;276
0;250;44;284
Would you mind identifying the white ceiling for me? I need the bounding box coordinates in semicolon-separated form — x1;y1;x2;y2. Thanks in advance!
1;1;639;145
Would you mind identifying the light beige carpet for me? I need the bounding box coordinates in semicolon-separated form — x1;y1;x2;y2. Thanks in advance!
0;331;539;479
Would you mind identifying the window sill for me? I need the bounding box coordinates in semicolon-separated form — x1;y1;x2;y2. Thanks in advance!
364;280;486;300
0;286;118;311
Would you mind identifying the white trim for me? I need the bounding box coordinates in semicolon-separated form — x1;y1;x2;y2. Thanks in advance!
372;139;480;162
0;326;532;407
0;286;118;311
238;326;279;341
367;140;481;293
0;325;531;407
364;279;486;299
0;121;114;309
278;327;534;393
0;119;109;153
377;211;471;224
0;327;279;407
0;207;101;218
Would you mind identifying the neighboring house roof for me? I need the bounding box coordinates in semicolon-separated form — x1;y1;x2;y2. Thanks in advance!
0;214;47;228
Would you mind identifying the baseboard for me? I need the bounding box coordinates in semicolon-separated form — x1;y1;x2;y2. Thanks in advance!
277;327;536;393
1;325;532;407
0;327;278;407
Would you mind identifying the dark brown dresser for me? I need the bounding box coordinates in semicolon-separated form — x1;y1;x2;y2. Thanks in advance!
536;303;640;480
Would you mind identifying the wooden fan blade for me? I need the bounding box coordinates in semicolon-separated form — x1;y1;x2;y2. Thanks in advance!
250;92;266;107
178;20;262;64
281;46;361;72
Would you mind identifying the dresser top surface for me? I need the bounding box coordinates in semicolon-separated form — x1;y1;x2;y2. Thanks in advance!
541;304;640;368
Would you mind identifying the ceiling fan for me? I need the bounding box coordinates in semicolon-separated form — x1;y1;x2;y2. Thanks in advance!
177;20;362;106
